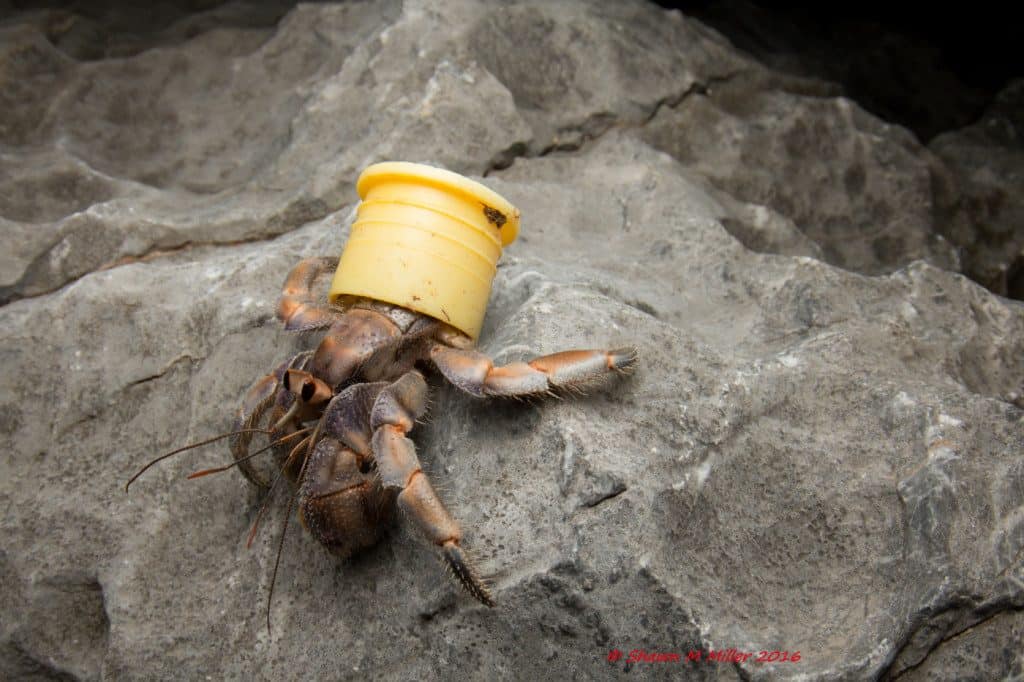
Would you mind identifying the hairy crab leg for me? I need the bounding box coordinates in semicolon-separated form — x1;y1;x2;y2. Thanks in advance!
430;345;638;398
287;383;397;558
231;352;312;488
307;308;402;388
369;371;495;606
277;257;341;331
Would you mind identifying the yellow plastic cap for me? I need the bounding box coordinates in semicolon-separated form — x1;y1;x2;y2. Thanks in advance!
328;162;520;340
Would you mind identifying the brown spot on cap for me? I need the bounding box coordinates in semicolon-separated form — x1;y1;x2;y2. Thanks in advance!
483;205;507;229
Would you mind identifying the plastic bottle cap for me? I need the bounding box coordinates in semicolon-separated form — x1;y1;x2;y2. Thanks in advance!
328;162;520;340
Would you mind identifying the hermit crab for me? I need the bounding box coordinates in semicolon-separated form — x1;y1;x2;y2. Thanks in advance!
127;163;637;622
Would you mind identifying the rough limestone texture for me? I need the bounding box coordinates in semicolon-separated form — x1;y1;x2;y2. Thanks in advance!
638;82;961;277
929;80;1024;299
1;1;1022;681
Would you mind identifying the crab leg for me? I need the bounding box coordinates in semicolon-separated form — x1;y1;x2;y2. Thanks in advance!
309;308;401;388
430;345;638;398
298;437;393;558
231;352;313;487
277;257;341;331
369;371;495;606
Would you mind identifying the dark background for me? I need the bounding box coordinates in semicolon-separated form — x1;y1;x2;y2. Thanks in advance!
661;0;1022;142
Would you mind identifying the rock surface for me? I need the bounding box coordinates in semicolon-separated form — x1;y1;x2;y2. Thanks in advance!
1;1;1022;680
929;80;1024;299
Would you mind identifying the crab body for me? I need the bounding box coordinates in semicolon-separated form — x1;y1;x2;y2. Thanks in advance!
230;256;637;606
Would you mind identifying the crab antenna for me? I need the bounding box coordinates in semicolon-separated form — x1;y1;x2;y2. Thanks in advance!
266;418;323;636
245;435;310;549
272;399;301;431
125;428;273;493
186;428;311;480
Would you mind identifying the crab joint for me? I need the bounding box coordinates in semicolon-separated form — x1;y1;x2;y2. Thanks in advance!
328;162;520;341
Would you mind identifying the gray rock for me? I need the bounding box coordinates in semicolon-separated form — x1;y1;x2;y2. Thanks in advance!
1;1;1022;681
0;0;530;303
463;0;747;155
894;610;1024;681
930;79;1024;298
639;80;960;276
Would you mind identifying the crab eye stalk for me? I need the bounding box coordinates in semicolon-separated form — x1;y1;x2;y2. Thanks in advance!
283;369;332;406
301;380;315;403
